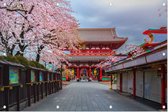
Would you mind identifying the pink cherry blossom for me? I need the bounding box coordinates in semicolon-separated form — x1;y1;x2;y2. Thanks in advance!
0;0;80;66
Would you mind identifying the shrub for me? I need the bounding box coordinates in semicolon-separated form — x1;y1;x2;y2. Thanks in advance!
0;56;5;61
15;56;29;67
4;55;19;63
28;61;36;67
0;55;46;70
28;61;46;70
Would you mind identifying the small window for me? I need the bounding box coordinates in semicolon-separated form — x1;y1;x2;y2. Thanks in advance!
31;70;36;82
47;73;50;81
51;73;54;81
9;67;19;84
39;72;43;82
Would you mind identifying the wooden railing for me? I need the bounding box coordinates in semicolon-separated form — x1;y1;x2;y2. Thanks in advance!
0;61;62;111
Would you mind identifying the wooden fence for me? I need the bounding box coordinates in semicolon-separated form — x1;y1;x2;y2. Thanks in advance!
0;61;62;111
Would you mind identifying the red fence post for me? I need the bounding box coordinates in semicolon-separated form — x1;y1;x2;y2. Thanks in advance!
89;67;91;78
120;73;122;93
133;69;136;97
77;67;80;79
99;67;103;81
161;64;166;109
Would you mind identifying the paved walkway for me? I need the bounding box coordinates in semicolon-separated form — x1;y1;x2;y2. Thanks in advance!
24;81;156;111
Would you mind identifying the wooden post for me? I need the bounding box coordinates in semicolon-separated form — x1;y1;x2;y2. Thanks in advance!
161;64;166;109
51;73;53;92
60;72;62;90
33;83;36;103
45;71;48;96
16;68;21;111
16;86;20;111
36;70;39;101
26;69;31;106
3;64;9;111
120;73;122;93
55;73;58;92
41;71;43;99
48;72;50;94
110;74;112;90
133;69;136;97
60;64;63;89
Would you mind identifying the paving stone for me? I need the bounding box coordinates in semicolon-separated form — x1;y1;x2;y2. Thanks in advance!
24;81;156;111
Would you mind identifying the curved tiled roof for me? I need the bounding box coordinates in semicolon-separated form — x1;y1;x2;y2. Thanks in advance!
78;28;127;42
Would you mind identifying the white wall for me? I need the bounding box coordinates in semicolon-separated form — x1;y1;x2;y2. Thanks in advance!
122;71;133;94
115;68;163;104
136;70;144;97
122;72;128;92
116;74;120;90
144;70;161;103
127;71;133;94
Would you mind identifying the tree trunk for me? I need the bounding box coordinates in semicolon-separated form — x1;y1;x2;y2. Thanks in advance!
15;48;24;56
35;45;44;62
6;48;14;56
36;53;40;62
15;51;24;56
15;44;28;56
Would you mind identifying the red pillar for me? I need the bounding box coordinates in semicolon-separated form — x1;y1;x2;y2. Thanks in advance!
77;67;80;79
161;64;166;109
120;73;122;93
133;69;136;97
99;67;102;81
89;67;91;78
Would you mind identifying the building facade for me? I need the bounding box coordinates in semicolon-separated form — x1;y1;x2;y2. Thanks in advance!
105;41;167;109
66;28;127;81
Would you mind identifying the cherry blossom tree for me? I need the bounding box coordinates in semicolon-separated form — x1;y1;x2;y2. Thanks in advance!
96;44;145;69
125;44;145;58
0;0;80;65
96;55;126;69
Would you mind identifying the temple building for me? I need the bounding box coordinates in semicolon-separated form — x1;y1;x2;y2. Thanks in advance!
66;28;127;81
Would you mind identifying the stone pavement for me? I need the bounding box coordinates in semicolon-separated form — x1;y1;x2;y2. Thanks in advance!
24;81;156;111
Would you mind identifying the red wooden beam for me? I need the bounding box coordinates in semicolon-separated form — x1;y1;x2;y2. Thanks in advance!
68;49;115;56
79;66;90;68
91;66;97;68
68;66;77;68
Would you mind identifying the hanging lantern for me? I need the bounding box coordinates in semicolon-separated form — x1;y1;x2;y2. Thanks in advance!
94;69;97;76
71;69;75;76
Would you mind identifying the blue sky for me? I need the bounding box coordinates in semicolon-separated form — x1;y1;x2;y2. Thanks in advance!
69;0;167;51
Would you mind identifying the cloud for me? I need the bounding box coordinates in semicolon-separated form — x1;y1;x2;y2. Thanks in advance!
69;0;167;51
